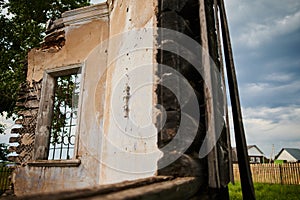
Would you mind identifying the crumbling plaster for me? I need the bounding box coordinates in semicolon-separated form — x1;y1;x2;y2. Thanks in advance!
14;3;110;195
27;18;109;84
100;0;160;184
14;0;162;195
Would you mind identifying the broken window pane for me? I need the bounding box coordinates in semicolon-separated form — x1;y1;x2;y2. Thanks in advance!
48;72;81;160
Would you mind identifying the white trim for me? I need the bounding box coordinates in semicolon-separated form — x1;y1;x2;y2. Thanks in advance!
61;3;109;26
46;63;83;77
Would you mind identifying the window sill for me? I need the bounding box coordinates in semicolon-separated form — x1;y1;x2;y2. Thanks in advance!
27;159;81;167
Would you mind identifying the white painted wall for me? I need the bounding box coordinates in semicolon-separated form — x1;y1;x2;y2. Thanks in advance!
277;150;298;162
91;0;106;4
248;146;264;157
99;0;160;184
14;0;161;194
14;4;111;195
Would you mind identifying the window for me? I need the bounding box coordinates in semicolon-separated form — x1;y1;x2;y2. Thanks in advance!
33;64;83;161
48;73;80;160
256;157;260;163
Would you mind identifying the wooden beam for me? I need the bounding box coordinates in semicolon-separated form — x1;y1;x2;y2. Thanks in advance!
33;72;56;160
94;177;201;200
213;0;234;184
199;0;220;189
27;159;81;167
13;177;202;200
15;176;174;200
218;0;255;199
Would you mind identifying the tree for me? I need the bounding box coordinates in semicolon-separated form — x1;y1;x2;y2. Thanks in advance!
0;123;9;161
0;124;4;135
0;143;9;161
0;0;90;117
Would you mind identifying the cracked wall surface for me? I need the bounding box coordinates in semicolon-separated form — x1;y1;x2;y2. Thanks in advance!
9;80;42;163
11;0;232;196
11;0;161;195
12;3;110;196
99;0;159;184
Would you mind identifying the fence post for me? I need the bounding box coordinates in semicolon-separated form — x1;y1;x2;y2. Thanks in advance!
279;164;283;185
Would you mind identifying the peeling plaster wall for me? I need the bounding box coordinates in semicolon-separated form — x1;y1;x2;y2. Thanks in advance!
27;19;109;83
14;165;94;195
14;7;110;196
100;0;160;184
13;0;234;196
14;0;160;195
15;0;161;195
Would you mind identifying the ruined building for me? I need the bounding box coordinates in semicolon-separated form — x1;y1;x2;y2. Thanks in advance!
8;0;254;199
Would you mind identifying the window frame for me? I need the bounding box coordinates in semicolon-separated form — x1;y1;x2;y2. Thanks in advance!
33;63;85;163
255;157;260;163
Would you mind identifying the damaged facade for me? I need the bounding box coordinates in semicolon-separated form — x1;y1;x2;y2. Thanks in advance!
9;0;240;198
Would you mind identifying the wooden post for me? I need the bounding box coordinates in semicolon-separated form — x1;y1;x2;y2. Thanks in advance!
213;0;234;184
279;164;283;185
218;0;255;199
33;72;56;160
199;0;220;189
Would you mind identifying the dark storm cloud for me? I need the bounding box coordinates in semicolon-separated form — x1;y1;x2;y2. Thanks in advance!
225;0;300;107
226;0;300;156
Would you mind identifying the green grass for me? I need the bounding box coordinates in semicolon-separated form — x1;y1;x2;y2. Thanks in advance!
229;182;300;200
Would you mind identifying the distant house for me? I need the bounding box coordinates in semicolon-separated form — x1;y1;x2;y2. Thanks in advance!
232;145;266;164
275;148;300;163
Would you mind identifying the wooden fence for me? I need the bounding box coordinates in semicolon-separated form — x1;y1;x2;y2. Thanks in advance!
0;166;13;194
233;163;300;185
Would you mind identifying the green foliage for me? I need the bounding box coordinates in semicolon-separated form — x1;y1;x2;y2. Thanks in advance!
0;124;4;135
0;143;9;161
229;182;300;200
50;74;79;145
0;0;90;117
6;0;90;23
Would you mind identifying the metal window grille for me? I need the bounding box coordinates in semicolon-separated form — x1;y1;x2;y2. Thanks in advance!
48;72;81;160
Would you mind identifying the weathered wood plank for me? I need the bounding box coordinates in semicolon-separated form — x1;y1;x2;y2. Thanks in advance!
11;128;24;134
14;176;173;200
33;72;56;160
9;137;20;143
218;0;255;199
8;146;17;153
15;119;24;125
27;160;81;167
233;163;300;185
90;177;201;200
199;0;220;189
7;156;20;163
18;110;39;117
213;0;234;184
22;100;40;109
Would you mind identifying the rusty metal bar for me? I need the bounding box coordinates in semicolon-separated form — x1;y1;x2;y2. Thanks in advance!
218;0;255;199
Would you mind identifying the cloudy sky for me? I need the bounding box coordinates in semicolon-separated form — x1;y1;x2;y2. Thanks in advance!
225;0;300;157
1;0;299;158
